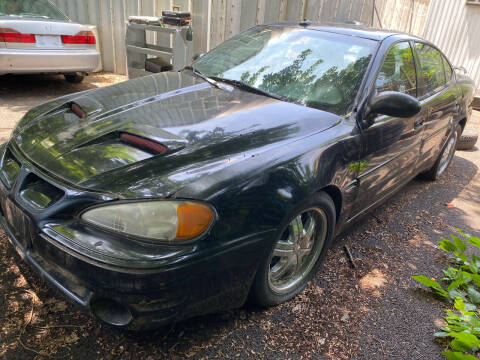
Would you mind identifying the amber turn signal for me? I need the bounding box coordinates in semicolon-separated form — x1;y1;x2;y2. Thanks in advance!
176;202;214;240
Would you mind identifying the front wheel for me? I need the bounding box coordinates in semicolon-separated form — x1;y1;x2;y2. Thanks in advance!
421;125;461;181
250;192;336;307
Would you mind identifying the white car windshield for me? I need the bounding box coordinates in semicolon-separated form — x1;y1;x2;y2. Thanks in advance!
0;0;68;21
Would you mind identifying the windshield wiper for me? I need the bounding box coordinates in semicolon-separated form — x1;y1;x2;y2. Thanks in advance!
183;66;223;90
209;77;288;102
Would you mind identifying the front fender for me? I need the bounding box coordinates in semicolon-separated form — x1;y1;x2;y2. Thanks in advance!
176;121;360;247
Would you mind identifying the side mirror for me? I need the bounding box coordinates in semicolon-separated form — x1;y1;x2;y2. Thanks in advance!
367;91;421;119
192;52;206;62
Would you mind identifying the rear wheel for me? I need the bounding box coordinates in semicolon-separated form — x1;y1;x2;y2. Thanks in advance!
64;73;85;83
421;125;461;180
250;192;336;307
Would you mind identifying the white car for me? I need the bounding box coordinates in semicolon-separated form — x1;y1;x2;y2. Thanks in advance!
0;0;101;83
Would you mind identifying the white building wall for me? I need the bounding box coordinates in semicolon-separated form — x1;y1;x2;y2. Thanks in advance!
423;0;480;94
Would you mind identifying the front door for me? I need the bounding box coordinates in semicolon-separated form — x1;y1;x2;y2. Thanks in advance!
350;41;423;219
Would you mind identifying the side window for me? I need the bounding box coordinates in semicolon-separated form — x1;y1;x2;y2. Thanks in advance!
443;56;453;82
375;42;416;97
414;43;446;95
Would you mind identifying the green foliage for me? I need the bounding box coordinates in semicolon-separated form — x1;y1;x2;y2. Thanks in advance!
443;351;479;360
412;231;480;359
411;275;448;298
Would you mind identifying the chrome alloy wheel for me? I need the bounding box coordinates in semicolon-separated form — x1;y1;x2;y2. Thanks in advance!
268;208;327;294
438;131;458;176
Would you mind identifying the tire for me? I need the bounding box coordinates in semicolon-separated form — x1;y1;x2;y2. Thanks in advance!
421;125;461;181
457;128;478;151
249;191;336;307
64;73;85;83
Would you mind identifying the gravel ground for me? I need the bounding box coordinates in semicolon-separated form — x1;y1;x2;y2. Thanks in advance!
0;73;479;359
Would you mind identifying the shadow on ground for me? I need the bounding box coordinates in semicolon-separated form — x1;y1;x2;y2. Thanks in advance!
1;74;101;95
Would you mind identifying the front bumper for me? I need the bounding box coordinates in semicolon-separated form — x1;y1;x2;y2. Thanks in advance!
0;191;270;329
0;149;272;329
0;48;100;75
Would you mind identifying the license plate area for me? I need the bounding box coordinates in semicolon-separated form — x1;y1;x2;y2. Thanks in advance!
35;35;62;48
1;197;35;249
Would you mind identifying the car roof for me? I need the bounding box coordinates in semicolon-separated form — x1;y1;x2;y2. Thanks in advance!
267;22;422;42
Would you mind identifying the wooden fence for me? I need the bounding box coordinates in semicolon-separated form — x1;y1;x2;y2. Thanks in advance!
51;0;430;75
194;0;430;54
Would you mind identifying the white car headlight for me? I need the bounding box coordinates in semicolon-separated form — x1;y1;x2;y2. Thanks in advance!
81;200;215;243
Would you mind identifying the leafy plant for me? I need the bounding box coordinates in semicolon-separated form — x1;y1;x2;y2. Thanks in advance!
412;231;480;359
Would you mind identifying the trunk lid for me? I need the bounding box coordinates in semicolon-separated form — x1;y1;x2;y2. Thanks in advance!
0;19;94;50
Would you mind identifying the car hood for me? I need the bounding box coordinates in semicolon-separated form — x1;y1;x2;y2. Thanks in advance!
13;71;341;198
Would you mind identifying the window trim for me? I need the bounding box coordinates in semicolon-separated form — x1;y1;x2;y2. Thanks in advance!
372;40;419;98
442;55;455;83
412;41;449;100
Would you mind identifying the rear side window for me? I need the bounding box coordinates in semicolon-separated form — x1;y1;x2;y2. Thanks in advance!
414;43;446;95
443;56;453;81
0;0;68;21
375;42;417;97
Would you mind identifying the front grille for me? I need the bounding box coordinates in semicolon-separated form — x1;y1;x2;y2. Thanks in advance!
19;173;65;210
0;195;36;249
0;148;21;188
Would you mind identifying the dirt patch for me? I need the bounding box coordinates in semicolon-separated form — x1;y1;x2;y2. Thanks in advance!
359;269;388;292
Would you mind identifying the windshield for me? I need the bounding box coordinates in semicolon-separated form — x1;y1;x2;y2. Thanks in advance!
194;26;377;116
0;0;68;20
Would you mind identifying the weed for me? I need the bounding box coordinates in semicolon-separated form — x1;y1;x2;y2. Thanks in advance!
412;230;480;359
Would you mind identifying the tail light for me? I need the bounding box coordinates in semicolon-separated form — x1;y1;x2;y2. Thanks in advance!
61;31;96;45
0;28;35;43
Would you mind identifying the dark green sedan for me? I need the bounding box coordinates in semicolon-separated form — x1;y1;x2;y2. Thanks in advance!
0;22;475;329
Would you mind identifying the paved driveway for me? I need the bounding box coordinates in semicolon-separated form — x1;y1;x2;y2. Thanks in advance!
0;74;479;359
0;73;127;143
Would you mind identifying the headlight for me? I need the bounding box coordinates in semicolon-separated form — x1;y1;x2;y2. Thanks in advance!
81;200;215;243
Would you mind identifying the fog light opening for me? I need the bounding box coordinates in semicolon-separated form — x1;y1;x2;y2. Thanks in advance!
91;299;132;327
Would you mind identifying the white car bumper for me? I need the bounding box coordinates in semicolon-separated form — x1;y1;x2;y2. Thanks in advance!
0;48;101;75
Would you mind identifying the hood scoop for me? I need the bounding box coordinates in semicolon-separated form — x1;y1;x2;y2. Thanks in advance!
120;124;188;154
119;132;167;154
22;125;190;185
71;103;87;119
19;96;104;132
72;124;188;156
68;97;103;118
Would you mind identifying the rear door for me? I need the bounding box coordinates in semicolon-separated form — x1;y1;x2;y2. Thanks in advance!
413;42;459;167
351;41;423;217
